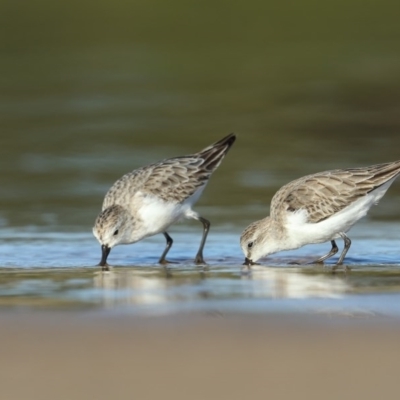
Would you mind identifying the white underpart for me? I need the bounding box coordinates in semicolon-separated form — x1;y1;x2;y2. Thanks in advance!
285;177;396;250
134;185;206;241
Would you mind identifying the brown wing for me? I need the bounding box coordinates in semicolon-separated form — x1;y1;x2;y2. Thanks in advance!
141;133;235;202
103;133;236;206
139;156;211;202
270;161;400;223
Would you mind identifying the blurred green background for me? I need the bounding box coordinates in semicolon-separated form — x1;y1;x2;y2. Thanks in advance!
1;0;400;229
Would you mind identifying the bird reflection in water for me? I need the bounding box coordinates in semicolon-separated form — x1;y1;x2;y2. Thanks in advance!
242;266;349;299
93;269;172;308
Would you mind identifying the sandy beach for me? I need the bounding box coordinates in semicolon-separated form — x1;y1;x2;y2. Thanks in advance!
1;311;399;400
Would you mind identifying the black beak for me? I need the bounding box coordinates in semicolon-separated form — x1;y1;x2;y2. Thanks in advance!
243;257;254;266
99;245;111;268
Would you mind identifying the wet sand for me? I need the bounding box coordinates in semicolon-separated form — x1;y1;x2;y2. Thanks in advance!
1;312;399;400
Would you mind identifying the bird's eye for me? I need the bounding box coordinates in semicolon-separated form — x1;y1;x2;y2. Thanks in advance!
113;229;119;236
247;241;254;248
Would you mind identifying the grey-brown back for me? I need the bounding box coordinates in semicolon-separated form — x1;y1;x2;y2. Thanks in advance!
270;160;400;223
103;133;236;207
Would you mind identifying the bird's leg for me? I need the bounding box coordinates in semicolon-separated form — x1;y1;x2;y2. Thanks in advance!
309;240;339;264
158;232;175;264
332;233;351;272
194;216;210;265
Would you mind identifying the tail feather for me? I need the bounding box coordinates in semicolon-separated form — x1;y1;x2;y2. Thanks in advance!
374;160;400;176
197;133;236;171
366;160;400;192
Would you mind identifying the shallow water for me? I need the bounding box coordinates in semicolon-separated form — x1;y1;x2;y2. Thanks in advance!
1;221;400;317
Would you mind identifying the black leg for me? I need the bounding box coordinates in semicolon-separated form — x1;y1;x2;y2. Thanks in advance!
333;233;351;271
194;216;210;265
309;240;339;264
158;232;173;264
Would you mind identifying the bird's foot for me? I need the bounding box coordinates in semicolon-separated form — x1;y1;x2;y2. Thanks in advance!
332;264;351;273
159;259;178;265
307;260;325;265
194;254;207;265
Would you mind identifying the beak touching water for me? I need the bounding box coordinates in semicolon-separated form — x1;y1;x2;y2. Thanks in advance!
243;257;256;266
99;245;111;268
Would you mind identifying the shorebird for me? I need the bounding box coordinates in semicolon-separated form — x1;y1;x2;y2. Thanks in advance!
241;161;400;270
93;133;236;269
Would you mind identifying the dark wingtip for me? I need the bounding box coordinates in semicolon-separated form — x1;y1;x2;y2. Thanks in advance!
199;133;237;171
205;133;236;150
219;132;236;147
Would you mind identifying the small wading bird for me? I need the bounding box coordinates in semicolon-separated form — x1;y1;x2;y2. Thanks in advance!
240;160;400;270
93;133;236;269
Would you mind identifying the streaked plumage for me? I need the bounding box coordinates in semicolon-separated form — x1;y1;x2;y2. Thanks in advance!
241;161;400;269
93;133;236;269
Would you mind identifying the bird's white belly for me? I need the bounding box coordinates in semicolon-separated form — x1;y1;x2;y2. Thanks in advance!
134;186;205;239
136;196;186;237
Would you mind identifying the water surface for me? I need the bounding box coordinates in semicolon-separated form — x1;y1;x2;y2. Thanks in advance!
1;222;400;317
